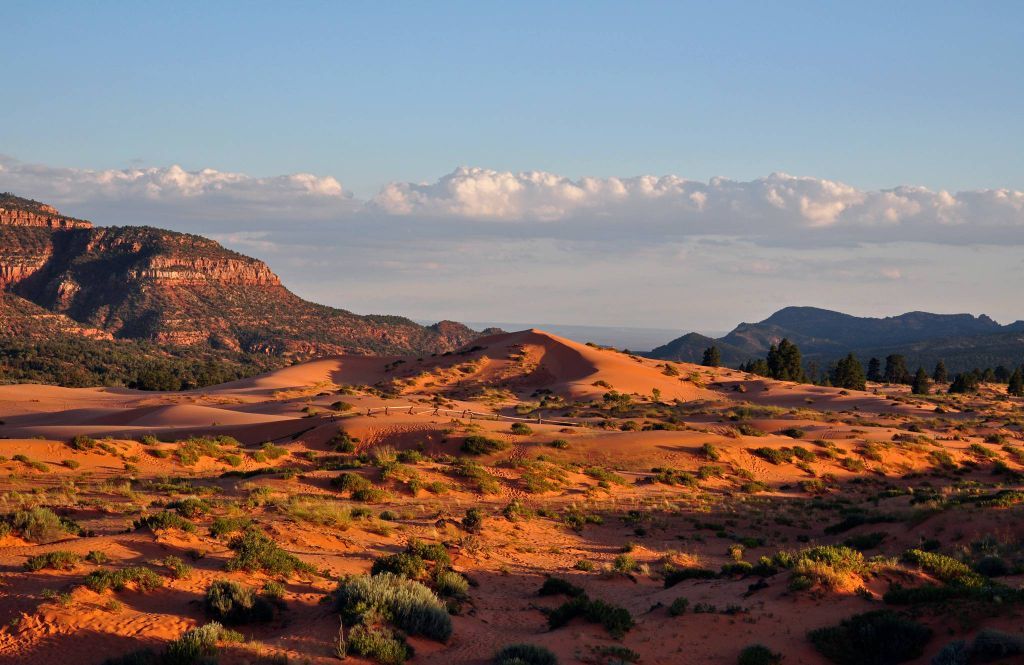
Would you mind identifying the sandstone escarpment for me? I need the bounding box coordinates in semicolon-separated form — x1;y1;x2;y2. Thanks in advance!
0;194;92;229
0;193;488;358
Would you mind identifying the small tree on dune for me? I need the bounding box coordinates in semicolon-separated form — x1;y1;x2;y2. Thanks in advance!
1008;367;1024;397
866;357;882;383
831;353;866;391
911;367;930;395
932;360;948;384
701;346;721;368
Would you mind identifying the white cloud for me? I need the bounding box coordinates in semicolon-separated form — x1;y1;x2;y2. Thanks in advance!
2;155;1023;247
373;167;1024;245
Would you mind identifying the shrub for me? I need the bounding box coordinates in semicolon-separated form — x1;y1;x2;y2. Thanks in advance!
8;507;76;543
462;508;484;533
225;528;313;576
738;645;782;665
372;552;426;579
164;622;243;665
335;572;452;642
970;629;1024;661
549;439;570;449
663;566;717;588
433;568;469;598
331;472;373;493
204;579;277;625
901;549;984;587
752;447;793;465
668;596;689;616
779;428;806;439
84;566;163;593
407;539;450;566
539;577;584;597
209;516;253;539
346;624;411;665
68;435;97;451
701;443;721;461
167;497;210;519
132;511;196;533
807;610;932;665
461;435;507;455
510;423;533;435
548;594;634;639
25;550;82;571
494;644;559;665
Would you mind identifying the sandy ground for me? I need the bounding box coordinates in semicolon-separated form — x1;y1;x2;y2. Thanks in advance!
0;329;1021;664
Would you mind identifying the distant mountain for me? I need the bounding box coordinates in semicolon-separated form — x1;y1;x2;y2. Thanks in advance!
649;306;1024;373
0;193;492;387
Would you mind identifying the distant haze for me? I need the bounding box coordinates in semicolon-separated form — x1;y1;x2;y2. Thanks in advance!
458;323;728;352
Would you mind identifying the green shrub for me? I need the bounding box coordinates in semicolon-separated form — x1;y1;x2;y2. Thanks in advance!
494;644;559;665
970;629;1024;661
7;507;77;543
752;447;793;465
372;552;426;579
167;497;210;519
779;428;806;439
539;577;584;597
807;610;932;665
209;516;253;539
84;566;163;593
548;594;634;639
225;528;313;576
433;568;469;598
701;443;721;461
738;644;782;665
510;423;533;435
406;539;450;566
164;622;242;665
204;579;277;625
132;511;196;533
462;508;484;533
346;624;411;665
461;435;507;455
668;596;689;616
331;472;373;493
549;439;570;449
335;572;452;642
68;435;97;451
24;550;82;571
901;549;984;587
663;566;717;588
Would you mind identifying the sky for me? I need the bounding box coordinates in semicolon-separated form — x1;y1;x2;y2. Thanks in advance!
2;1;1023;333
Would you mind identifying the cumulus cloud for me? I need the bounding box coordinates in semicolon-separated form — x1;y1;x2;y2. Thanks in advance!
2;155;1023;247
0;155;352;223
373;166;1024;245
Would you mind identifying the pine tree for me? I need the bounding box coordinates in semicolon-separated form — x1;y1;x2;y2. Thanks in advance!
884;354;910;384
867;357;882;383
831;353;866;390
766;338;805;382
702;346;721;367
1008;367;1024;397
949;371;980;394
911;367;930;395
932;360;948;384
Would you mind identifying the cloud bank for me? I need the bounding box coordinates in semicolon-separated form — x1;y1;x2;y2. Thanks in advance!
3;156;1021;246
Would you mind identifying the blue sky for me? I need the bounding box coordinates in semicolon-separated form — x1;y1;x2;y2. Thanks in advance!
2;2;1023;332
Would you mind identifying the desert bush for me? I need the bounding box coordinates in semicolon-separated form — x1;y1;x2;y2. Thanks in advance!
345;624;411;665
548;594;634;639
433;568;469;598
539;577;585;597
167;497;210;519
510;423;533;435
549;438;570;449
407;539;450;566
164;622;243;665
335;572;452;642
68;435;97;450
24;550;82;571
752;447;793;465
807;610;932;665
84;566;163;593
372;552;426;579
970;629;1024;661
462;508;484;533
225;528;313;576
209;516;254;539
789;545;866;592
701;443;721;461
332;472;373;493
738;645;782;665
668;596;689;616
204;579;278;625
132;511;196;533
901;549;984;587
494;644;558;665
663;566;717;588
461;435;508;455
779;428;806;439
7;507;78;543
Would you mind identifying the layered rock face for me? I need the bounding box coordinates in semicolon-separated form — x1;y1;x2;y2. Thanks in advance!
0;194;483;357
0;195;92;229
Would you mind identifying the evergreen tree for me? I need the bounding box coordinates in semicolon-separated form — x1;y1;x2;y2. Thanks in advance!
932;360;948;384
994;365;1011;382
701;345;721;367
766;338;805;382
911;367;930;395
982;367;996;383
831;353;866;390
1008;367;1024;397
866;357;882;383
883;354;910;384
949;371;980;394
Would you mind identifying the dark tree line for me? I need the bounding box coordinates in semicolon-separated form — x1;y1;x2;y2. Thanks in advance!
735;340;1024;397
